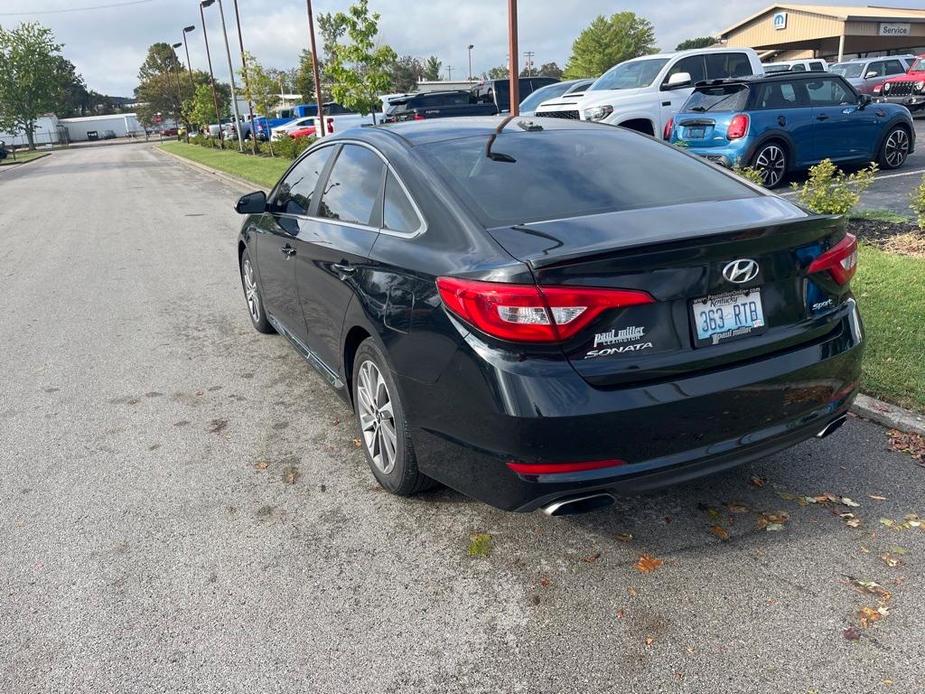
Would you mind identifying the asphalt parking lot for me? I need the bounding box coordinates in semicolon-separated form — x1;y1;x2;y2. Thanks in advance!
1;144;924;694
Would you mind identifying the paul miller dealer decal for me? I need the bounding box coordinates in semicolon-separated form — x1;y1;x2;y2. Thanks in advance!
585;326;652;358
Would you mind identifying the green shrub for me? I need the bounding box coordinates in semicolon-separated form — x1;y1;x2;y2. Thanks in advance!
791;159;877;215
911;174;925;229
270;134;316;160
731;160;765;186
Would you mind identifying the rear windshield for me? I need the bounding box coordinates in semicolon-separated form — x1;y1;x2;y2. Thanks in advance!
684;85;750;112
418;129;757;227
830;63;863;78
764;64;791;73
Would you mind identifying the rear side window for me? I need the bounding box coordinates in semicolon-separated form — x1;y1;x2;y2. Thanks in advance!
317;145;385;226
790;63;806;72
382;172;420;234
705;53;753;79
684;85;750;112
809;62;826;72
419;130;757;227
754;81;804;109
667;55;706;84
883;59;905;75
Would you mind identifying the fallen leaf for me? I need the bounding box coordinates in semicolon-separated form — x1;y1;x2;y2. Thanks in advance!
615;609;624;619
628;586;638;597
880;554;900;568
859;606;882;628
849;578;892;602
887;430;925;465
888;545;908;555
726;502;751;513
756;511;790;530
750;475;767;487
841;497;861;508
710;525;730;541
539;576;552;588
843;626;861;641
635;554;663;573
880;518;896;528
254;460;269;470
841;513;862;528
765;523;784;532
868;495;887;501
282;465;300;484
615;532;633;543
582;551;602;563
644;637;654;647
467;532;492;557
353;438;362;448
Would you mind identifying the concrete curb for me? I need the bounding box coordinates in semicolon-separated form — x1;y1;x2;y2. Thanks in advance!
0;151;52;170
154;145;269;194
851;394;925;437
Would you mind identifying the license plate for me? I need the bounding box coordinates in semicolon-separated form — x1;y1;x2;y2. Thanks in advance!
691;289;766;347
686;127;705;139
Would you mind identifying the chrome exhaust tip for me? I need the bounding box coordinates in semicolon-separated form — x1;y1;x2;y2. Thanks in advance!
816;414;848;439
541;492;616;517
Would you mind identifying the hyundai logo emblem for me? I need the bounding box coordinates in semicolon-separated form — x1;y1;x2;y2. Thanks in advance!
722;259;760;284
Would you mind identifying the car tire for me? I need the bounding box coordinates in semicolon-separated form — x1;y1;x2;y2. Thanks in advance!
750;142;787;188
352;339;435;496
240;249;274;334
878;125;910;170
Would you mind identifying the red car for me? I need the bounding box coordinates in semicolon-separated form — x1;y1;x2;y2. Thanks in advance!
875;54;925;114
288;119;335;138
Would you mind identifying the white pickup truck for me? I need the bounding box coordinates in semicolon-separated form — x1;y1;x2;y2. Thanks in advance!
535;48;764;138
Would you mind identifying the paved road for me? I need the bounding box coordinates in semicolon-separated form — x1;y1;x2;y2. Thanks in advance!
1;144;924;694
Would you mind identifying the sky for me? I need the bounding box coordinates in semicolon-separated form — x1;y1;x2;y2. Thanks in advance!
1;0;923;97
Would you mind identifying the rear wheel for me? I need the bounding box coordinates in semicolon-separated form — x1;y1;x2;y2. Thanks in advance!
240;250;274;334
352;339;434;496
878;126;910;169
751;142;787;188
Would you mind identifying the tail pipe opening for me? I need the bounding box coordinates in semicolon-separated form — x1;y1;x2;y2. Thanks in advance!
541;492;616;517
816;414;848;439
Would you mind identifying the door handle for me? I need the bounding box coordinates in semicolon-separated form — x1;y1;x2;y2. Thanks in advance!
815;113;829;121
281;245;296;257
332;262;355;274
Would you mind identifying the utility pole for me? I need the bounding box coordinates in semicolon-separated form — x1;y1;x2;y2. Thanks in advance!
305;0;325;138
181;25;195;92
231;0;258;154
447;65;453;81
199;2;225;147
215;0;244;152
507;0;519;115
467;44;474;81
524;50;534;76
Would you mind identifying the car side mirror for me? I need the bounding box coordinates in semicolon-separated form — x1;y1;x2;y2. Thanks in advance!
858;93;872;109
235;190;267;214
865;71;877;79
664;72;692;90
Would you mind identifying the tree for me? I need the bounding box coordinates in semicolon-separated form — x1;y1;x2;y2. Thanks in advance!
422;56;442;81
294;49;324;104
485;65;508;79
390;55;423;92
676;36;717;51
238;51;280;154
537;62;563;79
324;0;396;120
182;82;227;133
0;22;64;149
54;56;90;117
563;12;657;79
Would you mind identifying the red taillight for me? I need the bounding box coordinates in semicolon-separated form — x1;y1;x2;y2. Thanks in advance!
662;117;673;140
506;459;626;475
435;277;655;343
727;113;749;140
413;113;426;121
807;233;858;285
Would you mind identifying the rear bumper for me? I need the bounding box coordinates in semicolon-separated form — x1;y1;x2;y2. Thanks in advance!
400;303;864;511
682;144;751;169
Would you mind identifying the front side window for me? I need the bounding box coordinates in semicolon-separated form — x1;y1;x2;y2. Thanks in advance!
588;58;669;91
867;61;887;78
317;145;385;226
806;78;856;106
667;55;706;84
272;146;335;216
790;63;806;72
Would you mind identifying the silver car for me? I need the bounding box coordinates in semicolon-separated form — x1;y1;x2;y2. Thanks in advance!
829;55;915;95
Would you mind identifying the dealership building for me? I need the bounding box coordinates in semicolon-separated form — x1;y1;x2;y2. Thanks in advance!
719;4;925;63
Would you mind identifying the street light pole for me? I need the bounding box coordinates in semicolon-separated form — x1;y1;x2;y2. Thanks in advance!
231;0;258;154
467;44;474;81
181;25;195;93
199;2;225;148
305;0;325;138
171;41;187;141
216;0;244;152
507;0;519;115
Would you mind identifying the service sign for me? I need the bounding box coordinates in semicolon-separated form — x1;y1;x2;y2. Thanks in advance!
772;12;787;30
879;23;911;36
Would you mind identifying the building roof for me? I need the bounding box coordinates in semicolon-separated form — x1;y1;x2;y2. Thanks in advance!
59;113;138;123
719;4;925;37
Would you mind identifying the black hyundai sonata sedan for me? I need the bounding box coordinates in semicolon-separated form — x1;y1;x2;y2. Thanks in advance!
234;117;863;515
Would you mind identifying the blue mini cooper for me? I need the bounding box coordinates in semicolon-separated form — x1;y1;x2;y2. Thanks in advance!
667;72;915;187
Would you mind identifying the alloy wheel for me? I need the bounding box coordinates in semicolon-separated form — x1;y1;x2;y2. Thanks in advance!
356;360;397;475
242;258;260;324
754;145;786;187
884;129;909;168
